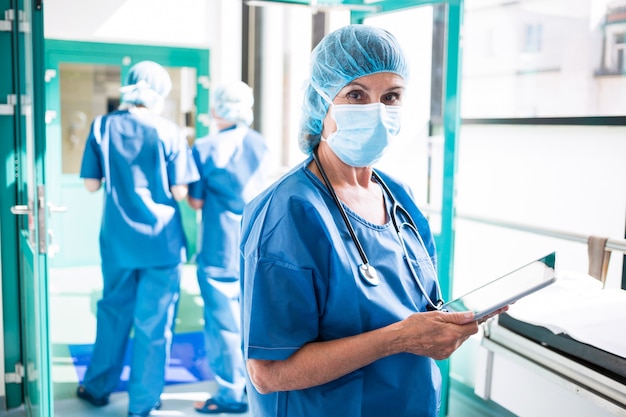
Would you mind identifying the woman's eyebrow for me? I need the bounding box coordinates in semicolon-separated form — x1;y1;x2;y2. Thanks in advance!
340;81;404;93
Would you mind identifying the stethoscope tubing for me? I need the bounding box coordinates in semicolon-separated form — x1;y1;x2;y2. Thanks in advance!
375;172;444;311
312;148;371;267
311;148;443;310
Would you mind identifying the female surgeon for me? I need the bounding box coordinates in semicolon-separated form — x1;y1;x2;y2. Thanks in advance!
240;25;504;417
78;60;199;417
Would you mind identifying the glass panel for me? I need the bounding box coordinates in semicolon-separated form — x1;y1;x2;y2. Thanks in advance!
59;64;120;174
364;8;436;210
462;0;626;118
164;66;198;146
59;64;198;175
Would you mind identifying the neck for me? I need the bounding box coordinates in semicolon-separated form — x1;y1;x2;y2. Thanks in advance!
311;143;386;225
311;143;373;189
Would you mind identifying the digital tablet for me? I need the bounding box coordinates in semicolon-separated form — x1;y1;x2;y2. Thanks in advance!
442;252;557;321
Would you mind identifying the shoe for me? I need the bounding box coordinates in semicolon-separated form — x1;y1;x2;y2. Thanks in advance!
128;400;162;417
76;385;109;407
194;398;248;414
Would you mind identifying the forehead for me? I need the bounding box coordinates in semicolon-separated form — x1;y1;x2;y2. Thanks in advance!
341;72;405;91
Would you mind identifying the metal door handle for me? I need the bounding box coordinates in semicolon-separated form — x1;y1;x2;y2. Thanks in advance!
10;205;31;215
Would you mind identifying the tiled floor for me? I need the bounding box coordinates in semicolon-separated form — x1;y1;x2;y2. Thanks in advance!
47;265;252;416
54;380;252;417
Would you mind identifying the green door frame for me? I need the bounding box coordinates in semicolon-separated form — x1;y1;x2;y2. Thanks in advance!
1;0;49;413
0;0;26;407
44;40;210;266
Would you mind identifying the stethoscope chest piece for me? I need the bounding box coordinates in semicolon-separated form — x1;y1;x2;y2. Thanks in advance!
359;263;379;286
312;148;443;305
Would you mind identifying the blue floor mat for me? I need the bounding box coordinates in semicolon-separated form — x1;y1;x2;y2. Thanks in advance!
68;331;214;392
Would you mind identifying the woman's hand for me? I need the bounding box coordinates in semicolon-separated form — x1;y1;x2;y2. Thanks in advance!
394;307;509;360
394;311;479;360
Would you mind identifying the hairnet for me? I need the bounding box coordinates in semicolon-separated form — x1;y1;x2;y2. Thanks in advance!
298;24;409;154
120;61;172;109
211;81;255;126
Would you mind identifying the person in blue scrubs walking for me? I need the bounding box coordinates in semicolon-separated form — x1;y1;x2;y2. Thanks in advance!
240;25;506;417
187;81;269;414
77;60;200;417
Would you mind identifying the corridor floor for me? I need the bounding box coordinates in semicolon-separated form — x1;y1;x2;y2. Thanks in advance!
49;264;251;416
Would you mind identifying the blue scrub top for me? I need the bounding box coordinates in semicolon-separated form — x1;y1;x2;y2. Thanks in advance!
188;125;268;277
80;109;200;268
240;158;442;417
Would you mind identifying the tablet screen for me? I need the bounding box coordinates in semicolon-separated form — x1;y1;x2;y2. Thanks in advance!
443;252;557;321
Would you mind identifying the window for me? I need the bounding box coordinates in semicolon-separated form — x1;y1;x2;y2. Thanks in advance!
462;0;626;118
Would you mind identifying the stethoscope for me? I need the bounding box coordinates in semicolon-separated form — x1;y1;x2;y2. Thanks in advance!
312;148;445;311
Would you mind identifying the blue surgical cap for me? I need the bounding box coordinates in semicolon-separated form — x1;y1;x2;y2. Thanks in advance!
121;60;172;109
211;81;255;126
298;24;410;154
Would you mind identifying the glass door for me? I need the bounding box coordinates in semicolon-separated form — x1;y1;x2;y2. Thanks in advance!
47;61;201;267
43;41;209;408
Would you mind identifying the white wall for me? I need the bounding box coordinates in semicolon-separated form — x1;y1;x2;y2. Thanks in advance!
44;0;243;96
44;0;211;46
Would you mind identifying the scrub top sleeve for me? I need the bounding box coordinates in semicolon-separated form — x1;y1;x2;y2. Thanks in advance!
167;132;200;186
187;146;206;200
79;123;103;179
245;258;320;361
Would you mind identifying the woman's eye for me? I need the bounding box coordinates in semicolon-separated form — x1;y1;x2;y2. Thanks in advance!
345;91;365;102
382;93;401;104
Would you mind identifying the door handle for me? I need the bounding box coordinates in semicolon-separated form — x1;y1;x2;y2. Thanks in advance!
12;188;67;255
10;205;32;215
11;203;67;215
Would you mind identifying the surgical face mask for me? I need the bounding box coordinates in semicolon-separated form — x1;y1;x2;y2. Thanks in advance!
323;102;402;167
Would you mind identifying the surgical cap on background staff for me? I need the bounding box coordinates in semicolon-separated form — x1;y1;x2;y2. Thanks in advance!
78;60;200;417
239;24;502;417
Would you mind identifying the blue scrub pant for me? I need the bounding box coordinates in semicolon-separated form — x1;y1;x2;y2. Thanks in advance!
196;267;246;405
83;263;181;415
